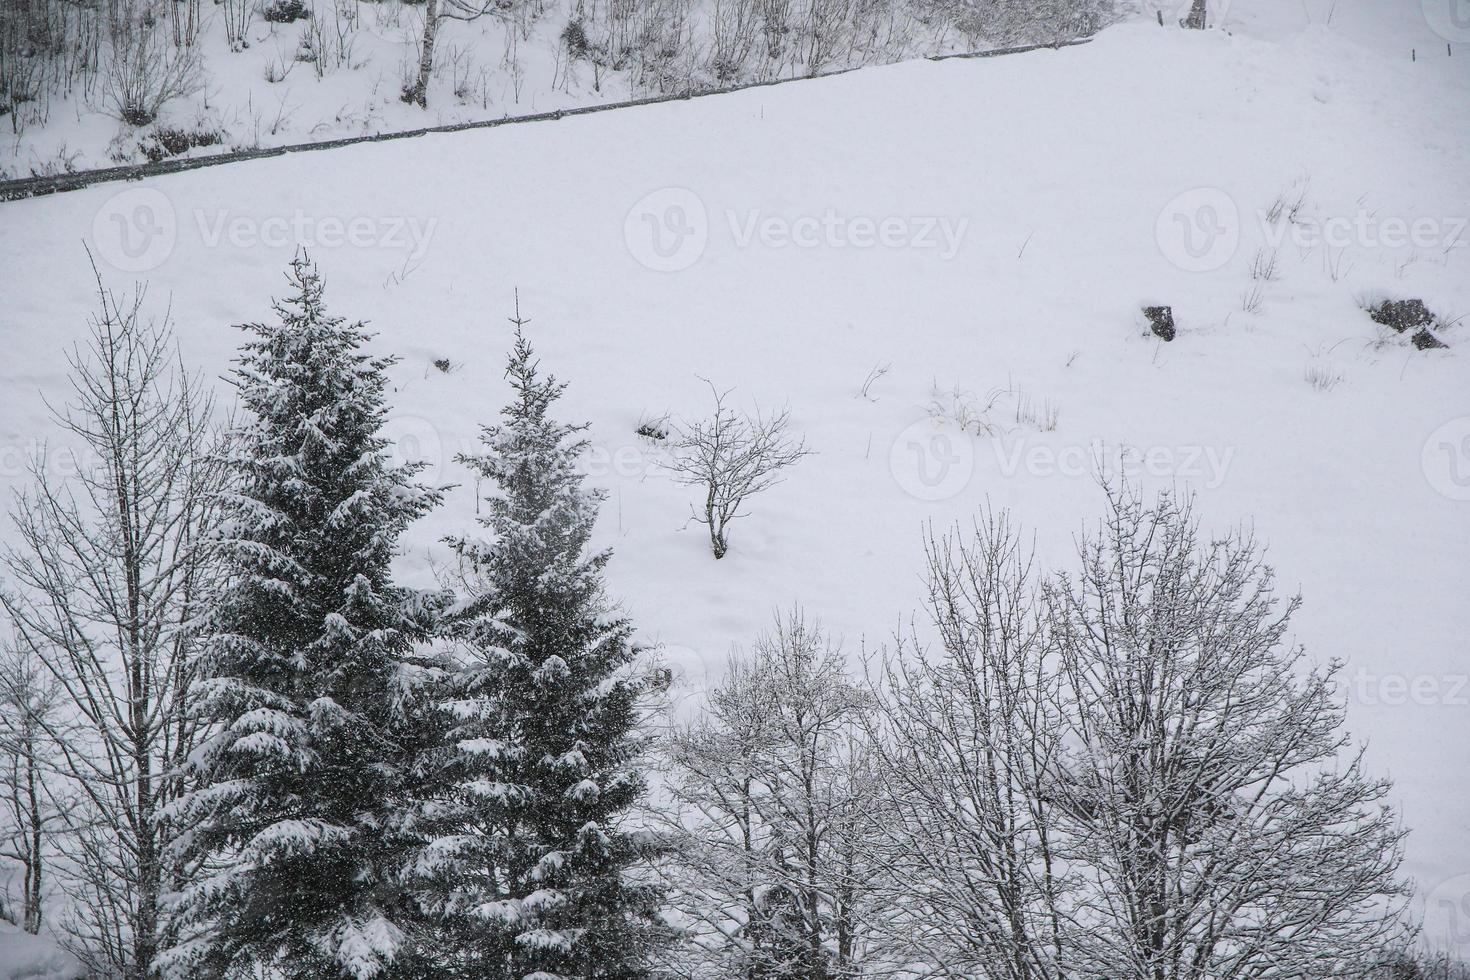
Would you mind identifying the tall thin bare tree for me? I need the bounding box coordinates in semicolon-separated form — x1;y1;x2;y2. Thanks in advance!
0;262;223;980
403;0;507;107
0;635;74;935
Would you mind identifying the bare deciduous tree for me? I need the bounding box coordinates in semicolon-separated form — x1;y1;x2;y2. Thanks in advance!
868;510;1073;979
657;610;878;978
403;0;516;107
1044;487;1412;980
0;265;223;980
872;490;1414;980
0;637;74;936
667;383;809;560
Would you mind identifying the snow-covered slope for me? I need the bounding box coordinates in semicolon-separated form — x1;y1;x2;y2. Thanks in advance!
5;0;1463;178
0;0;1085;177
2;0;1468;954
0;925;82;980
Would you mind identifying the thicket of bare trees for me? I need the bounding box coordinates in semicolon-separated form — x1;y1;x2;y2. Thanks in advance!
656;611;878;977
560;0;1112;97
2;0;1111;157
1;0;204;139
659;492;1417;979
869;509;1070;978
0;269;222;978
864;490;1415;979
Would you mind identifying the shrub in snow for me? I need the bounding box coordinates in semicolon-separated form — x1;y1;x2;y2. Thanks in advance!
667;382;810;560
1367;298;1436;333
99;19;204;127
407;306;668;977
160;255;442;980
1304;359;1345;392
635;412;670;441
1412;328;1449;350
1143;304;1175;341
261;0;311;23
137;126;221;161
561;18;591;59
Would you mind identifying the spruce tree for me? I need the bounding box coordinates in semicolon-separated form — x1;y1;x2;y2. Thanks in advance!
160;255;441;980
408;307;665;978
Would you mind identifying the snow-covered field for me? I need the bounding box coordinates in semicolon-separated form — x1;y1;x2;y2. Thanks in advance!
2;0;1468;960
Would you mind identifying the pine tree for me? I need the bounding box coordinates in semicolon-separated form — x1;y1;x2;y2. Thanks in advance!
408;306;665;979
160;255;441;980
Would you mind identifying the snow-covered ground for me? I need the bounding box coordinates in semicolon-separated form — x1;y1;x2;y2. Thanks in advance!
2;0;1468;958
0;924;82;980
12;0;1445;179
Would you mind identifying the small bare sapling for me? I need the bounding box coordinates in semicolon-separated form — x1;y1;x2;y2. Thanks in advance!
668;382;810;559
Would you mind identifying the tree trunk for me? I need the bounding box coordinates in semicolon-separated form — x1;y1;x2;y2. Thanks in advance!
409;0;441;107
24;748;42;935
1183;0;1207;29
